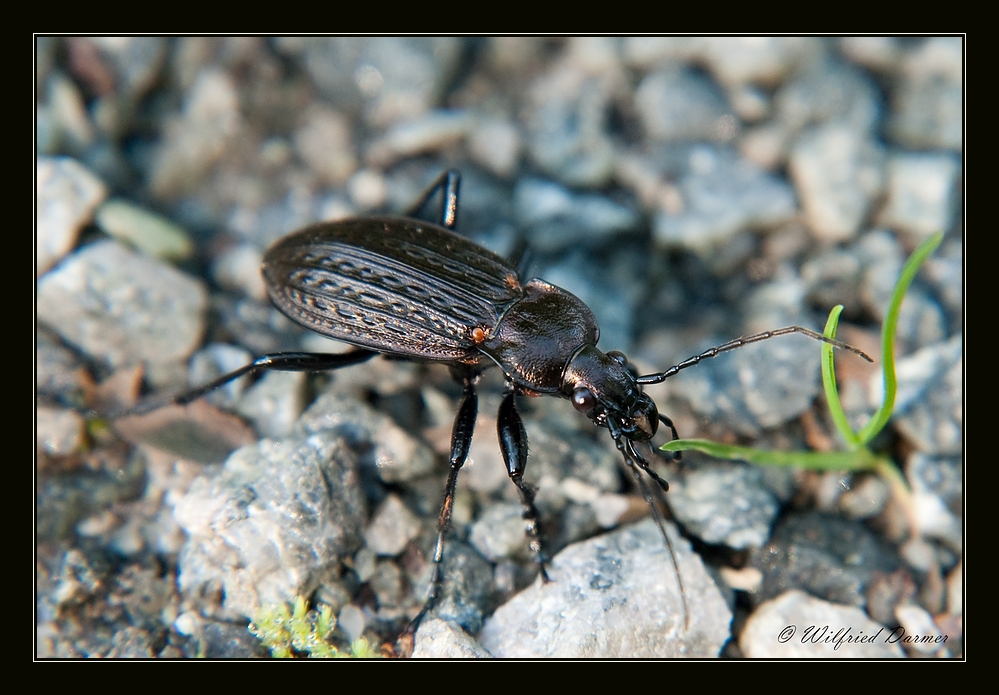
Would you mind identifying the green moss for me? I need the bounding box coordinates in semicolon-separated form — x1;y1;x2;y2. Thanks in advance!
248;596;382;659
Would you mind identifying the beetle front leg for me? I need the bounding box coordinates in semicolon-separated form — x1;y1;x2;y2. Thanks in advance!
497;389;551;582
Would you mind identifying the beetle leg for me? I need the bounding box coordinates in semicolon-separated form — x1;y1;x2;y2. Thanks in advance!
405;170;461;230
122;349;377;416
497;389;551;582
657;413;682;462
411;372;478;629
624;439;671;493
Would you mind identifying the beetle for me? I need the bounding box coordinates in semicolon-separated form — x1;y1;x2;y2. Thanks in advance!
154;170;871;637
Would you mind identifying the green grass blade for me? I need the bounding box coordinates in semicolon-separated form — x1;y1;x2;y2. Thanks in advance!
821;305;862;447
856;232;944;444
660;439;884;471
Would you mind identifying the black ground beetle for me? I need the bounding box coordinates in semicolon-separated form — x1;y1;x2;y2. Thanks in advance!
151;170;871;639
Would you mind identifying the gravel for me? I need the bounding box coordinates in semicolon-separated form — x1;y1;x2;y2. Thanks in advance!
36;36;963;659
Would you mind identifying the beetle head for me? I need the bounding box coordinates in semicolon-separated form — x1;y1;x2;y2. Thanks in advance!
562;345;659;441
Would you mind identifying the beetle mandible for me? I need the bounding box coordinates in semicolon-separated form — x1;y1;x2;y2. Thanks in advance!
155;170;871;635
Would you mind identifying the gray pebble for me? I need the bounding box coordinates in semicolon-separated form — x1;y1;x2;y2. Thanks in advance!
524;65;616;187
469;502;532;563
36;406;85;458
172;433;366;619
187;343;254;409
364;494;423;557
880;151;961;240
635;68;736;143
653;146;796;257
740;590;903;658
774;59;882;135
671;331;822;437
295;388;438;484
514;177;640;253
889;37;963;151
235;370;307;439
412;617;493;658
467;117;522;178
37;239;207;386
423;540;494;635
36;156;107;275
895;604;946;655
878;333;962;455
211;243;268;301
907;453;962;552
789;123;885;242
369;109;475;165
669;462;780;549
479;519;732;657
751;511;901;608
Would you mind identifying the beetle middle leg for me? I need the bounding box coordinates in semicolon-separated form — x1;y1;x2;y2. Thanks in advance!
410;367;479;629
497;389;551;582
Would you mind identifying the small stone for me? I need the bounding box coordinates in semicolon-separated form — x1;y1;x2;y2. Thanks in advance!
876;334;962;456
467;117;522;178
654;146;796;257
172;434;366;619
187;343;255;410
479;519;731;658
880;151;961;240
337;604;366;643
412;618;492;658
36;156;108;275
212;243;268;302
293;106;357;184
790;124;885;242
36;406;85;458
469;502;530;562
368;109;474;165
235;370;307;439
37;240;208;384
669;462;780;549
889;37;963;151
95;198;194;261
894;603;946;655
740;590;903;658
364;495;423;557
635;68;735;143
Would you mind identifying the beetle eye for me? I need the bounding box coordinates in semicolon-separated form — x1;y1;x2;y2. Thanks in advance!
572;387;596;413
607;351;628;367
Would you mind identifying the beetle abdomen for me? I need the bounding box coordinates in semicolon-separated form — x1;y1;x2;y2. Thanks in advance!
263;217;523;361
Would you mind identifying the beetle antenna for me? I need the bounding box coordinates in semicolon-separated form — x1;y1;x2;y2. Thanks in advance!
636;325;873;385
